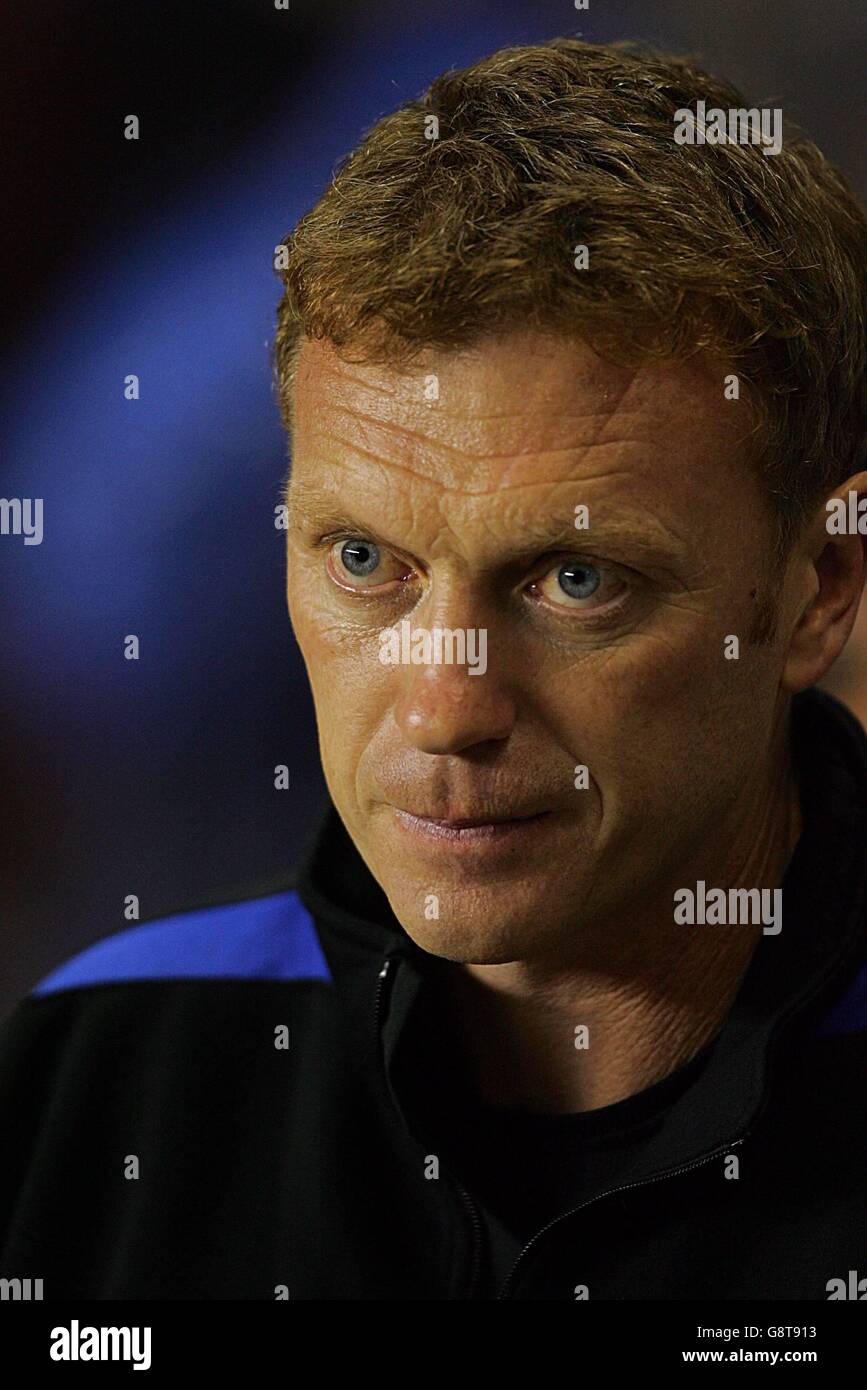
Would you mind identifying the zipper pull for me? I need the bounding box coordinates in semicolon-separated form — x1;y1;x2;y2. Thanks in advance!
373;954;396;1040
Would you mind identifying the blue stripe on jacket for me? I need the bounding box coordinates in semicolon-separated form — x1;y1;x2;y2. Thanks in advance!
32;890;330;996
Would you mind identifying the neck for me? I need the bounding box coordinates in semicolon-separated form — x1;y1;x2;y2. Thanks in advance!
444;732;803;1115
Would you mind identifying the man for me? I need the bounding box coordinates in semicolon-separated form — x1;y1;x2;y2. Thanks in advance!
1;38;865;1300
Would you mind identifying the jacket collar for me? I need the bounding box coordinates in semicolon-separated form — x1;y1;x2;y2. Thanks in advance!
296;689;867;1170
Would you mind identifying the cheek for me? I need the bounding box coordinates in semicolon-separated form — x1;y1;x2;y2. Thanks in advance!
546;623;763;814
291;612;391;797
288;558;363;683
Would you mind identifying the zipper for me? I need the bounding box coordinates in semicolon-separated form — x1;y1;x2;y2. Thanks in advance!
495;1133;750;1299
373;954;394;1039
372;950;484;1299
453;1180;484;1299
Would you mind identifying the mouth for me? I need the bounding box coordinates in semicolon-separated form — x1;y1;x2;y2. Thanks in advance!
391;807;551;844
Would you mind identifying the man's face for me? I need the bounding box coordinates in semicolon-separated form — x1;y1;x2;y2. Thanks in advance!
286;330;793;966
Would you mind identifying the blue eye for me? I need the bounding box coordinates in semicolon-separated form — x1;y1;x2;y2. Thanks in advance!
340;539;381;577
557;561;601;600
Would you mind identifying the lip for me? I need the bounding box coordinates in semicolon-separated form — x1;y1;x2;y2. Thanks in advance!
392;807;552;845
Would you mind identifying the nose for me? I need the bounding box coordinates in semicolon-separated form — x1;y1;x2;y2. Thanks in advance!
392;627;518;755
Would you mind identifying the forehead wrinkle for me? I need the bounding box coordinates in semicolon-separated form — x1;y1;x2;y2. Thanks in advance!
304;416;684;498
303;331;647;429
328;396;645;435
440;488;697;565
297;336;747;472
317;364;688;444
300;352;404;411
324;395;662;460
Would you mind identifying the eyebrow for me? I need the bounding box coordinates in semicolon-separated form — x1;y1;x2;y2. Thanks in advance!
286;487;691;573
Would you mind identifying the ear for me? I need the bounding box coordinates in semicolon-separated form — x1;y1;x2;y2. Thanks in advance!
781;473;867;693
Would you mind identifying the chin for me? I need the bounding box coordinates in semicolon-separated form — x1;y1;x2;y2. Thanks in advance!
398;920;525;965
386;887;565;964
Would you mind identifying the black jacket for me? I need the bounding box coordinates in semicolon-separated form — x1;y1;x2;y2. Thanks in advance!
1;688;865;1300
